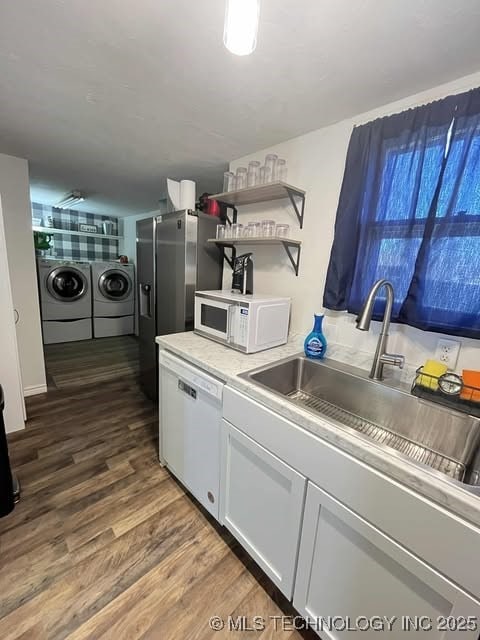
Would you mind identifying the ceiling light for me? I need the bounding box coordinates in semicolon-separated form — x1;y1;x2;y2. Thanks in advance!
224;0;260;56
55;191;85;209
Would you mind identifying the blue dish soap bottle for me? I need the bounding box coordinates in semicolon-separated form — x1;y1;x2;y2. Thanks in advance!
304;314;327;359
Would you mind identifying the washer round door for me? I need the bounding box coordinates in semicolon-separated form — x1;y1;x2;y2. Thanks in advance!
47;267;88;302
98;269;132;301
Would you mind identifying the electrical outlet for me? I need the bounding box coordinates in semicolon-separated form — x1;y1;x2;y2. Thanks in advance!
434;338;461;369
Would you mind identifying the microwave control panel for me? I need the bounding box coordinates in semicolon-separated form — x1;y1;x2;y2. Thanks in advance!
232;305;249;348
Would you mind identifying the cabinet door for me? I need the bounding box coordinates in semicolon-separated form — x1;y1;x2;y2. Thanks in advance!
294;481;480;640
220;420;306;599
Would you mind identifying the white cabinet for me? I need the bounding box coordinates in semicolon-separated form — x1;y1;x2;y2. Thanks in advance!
223;386;480;599
294;481;480;640
159;350;223;519
0;195;25;432
220;420;306;598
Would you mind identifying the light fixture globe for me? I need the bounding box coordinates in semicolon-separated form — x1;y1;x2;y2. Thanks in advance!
224;0;260;56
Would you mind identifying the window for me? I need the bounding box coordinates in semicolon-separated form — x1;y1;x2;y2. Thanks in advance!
323;89;480;339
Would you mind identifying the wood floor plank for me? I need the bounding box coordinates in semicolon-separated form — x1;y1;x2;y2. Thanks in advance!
64;476;177;552
0;509;62;562
140;543;258;640
0;336;313;640
0;535;72;619
66;525;230;640
51;459;135;508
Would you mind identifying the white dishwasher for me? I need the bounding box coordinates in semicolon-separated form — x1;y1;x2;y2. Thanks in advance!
159;350;224;520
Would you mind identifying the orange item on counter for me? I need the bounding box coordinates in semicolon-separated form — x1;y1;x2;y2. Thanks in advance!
460;370;480;402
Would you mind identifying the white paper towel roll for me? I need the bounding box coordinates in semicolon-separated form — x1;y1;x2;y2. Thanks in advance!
180;180;196;211
167;178;181;212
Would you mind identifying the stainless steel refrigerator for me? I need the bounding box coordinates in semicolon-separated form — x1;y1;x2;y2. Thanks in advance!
136;210;223;400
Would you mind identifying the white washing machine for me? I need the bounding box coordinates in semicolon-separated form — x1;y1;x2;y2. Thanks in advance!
91;262;135;337
37;258;92;344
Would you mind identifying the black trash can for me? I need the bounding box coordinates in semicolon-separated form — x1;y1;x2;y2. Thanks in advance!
0;384;15;517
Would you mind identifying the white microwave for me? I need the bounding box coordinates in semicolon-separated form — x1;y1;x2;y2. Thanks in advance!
194;290;291;353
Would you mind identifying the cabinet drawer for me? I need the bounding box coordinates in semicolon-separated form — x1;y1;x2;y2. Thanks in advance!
224;386;480;599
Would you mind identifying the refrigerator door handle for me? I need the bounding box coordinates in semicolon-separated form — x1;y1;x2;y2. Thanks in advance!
139;283;152;318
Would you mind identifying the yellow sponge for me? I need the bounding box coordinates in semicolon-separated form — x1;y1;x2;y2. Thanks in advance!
416;360;448;391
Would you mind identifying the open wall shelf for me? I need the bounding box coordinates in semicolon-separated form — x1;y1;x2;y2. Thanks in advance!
209;181;306;229
208;237;302;276
208;181;306;275
33;225;123;241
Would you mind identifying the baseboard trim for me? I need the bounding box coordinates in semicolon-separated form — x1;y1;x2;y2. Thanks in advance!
6;422;25;434
24;384;48;397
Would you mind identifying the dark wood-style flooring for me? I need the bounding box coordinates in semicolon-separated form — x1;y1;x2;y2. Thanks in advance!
44;336;140;390
0;337;314;639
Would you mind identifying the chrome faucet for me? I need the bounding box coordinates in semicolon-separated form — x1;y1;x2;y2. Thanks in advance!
356;279;405;381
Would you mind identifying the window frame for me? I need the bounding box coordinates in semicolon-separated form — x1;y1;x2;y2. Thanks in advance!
361;129;480;320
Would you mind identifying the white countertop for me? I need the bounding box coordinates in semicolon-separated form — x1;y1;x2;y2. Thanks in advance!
156;331;480;528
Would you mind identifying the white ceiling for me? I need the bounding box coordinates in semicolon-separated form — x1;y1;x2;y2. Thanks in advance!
1;0;480;216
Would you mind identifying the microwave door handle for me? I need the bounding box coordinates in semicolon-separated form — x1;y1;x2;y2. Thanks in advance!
226;305;234;342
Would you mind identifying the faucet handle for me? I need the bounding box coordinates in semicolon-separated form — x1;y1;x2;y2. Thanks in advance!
380;353;405;370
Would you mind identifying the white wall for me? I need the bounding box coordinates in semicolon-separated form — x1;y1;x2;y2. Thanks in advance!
119;211;158;265
229;70;480;377
0;153;46;396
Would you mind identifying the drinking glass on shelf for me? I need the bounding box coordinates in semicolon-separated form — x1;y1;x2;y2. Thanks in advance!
247;161;261;187
231;223;244;238
224;224;232;239
251;221;262;236
216;224;226;240
275;223;290;238
223;171;235;192
264;154;278;182
275;159;288;182
244;221;261;238
259;166;267;184
235;167;247;190
263;165;273;183
244;224;254;238
262;220;276;237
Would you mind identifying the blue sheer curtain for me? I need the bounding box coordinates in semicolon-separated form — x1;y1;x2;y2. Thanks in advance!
399;89;480;338
323;88;480;339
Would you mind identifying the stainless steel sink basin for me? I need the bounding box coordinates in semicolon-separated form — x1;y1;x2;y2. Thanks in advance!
241;355;480;488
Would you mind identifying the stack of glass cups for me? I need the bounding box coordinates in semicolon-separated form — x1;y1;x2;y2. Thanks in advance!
244;221;261;238
236;167;247;190
262;220;276;237
216;224;226;240
231;223;244;239
247;161;260;187
223;171;235;192
276;223;290;238
275;159;288;182
264;154;278;183
225;156;288;189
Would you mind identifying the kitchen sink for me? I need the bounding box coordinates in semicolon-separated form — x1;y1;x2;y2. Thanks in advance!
241;355;480;489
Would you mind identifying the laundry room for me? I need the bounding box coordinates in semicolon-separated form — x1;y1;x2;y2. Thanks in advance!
32;200;138;389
